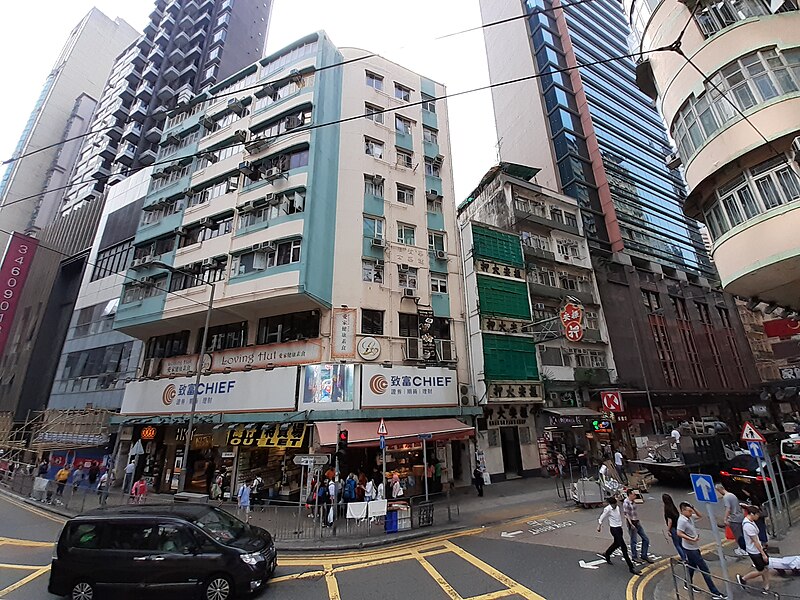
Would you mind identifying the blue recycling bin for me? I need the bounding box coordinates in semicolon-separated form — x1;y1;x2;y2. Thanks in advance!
385;510;398;533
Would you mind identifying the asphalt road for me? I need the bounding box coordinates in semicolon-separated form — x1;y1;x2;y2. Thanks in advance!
0;484;708;600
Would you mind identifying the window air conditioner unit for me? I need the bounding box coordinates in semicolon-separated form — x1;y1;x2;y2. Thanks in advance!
238;160;261;180
228;97;245;115
200;116;215;129
399;263;409;272
403;288;417;298
166;133;180;145
201;151;219;164
370;237;385;248
285;115;303;130
534;303;546;310
199;217;212;227
245;134;271;154
151;170;167;179
264;166;286;182
288;69;302;84
404;337;423;360
459;383;474;406
426;190;441;201
201;258;215;267
265;193;280;206
436;340;457;363
259;241;276;252
237;201;255;213
375;259;385;268
258;83;276;98
232;129;248;143
665;152;681;170
139;276;156;286
434;250;447;260
371;174;384;185
433;154;444;166
175;226;188;236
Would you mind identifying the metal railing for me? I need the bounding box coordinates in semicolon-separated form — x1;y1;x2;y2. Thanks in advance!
764;484;800;538
669;557;800;599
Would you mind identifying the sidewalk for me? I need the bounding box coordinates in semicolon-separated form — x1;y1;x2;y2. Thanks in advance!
0;475;572;552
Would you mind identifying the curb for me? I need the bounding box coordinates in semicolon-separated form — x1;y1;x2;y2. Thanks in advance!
0;487;75;519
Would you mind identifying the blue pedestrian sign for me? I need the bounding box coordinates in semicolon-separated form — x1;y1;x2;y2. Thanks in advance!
379;435;385;450
748;441;764;459
691;473;717;503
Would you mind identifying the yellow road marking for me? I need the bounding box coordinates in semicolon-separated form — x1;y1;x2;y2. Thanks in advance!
413;550;464;600
466;590;521;600
0;566;50;597
0;563;48;571
323;563;341;600
0;494;64;524
443;541;546;600
270;570;327;584
0;537;54;548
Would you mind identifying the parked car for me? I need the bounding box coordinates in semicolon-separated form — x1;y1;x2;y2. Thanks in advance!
720;453;800;505
48;503;277;600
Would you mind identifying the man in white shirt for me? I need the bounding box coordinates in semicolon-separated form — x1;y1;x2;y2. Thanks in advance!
597;496;638;575
676;502;725;599
671;427;681;444
123;460;136;494
737;507;770;593
614;448;627;484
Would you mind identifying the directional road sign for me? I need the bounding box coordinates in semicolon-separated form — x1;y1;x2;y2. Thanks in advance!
741;421;766;443
747;441;764;459
379;435;385;450
293;454;330;467
377;418;388;436
418;433;433;440
691;473;717;503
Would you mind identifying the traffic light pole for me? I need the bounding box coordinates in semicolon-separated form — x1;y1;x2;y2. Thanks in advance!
335;423;341;479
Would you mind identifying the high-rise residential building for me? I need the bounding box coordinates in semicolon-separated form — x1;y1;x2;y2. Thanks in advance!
626;0;799;313
0;9;138;248
479;0;761;434
62;0;274;215
459;163;617;479
110;33;478;495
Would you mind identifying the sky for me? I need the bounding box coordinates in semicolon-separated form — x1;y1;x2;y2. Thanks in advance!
0;0;499;202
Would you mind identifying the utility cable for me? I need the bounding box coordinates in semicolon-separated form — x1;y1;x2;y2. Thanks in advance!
1;0;599;167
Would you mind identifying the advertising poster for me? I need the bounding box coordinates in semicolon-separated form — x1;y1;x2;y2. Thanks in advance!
302;364;355;406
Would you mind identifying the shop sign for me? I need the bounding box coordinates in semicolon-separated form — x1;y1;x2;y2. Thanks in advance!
361;365;458;408
120;369;298;415
140;426;157;440
0;233;39;357
560;302;584;344
600;390;623;413
160;340;322;376
331;308;357;359
549;415;584;427
487;417;527;427
226;423;307;448
357;336;381;361
301;364;355;405
192;434;213;450
780;366;800;380
664;408;688;419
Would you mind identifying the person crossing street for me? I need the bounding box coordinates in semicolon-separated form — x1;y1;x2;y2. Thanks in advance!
677;502;727;599
597;496;639;575
623;488;653;564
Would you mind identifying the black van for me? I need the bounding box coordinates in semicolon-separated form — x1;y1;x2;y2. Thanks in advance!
48;503;277;600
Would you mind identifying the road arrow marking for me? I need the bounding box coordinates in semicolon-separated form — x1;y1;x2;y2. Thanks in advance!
500;530;523;538
579;559;607;569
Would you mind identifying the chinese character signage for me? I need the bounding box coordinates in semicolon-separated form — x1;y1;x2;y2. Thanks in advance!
0;233;38;356
226;423;307;448
559;301;584;343
120;368;298;415
780;366;800;380
361;365;458;408
301;364;354;405
331;308;357;359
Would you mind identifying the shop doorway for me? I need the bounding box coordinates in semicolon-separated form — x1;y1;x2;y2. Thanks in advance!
500;426;522;478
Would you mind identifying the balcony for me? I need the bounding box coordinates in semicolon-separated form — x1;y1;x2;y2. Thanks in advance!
122;122;142;143
522;243;556;262
143;63;160;83
154;28;171;48
173;30;191;50
179;63;198;80
115;144;136;167
106;123;124;141
149;45;165;63
161;12;176;29
135;81;154;100
187;28;205;46
574;367;611;386
87;156;111;179
513;203;580;236
162;64;181;83
144;124;162;143
156;84;176;103
110;100;128;120
167;44;186;64
97;138;117;161
130;51;146;70
119;82;135;103
139;148;157;165
528;281;594;304
581;328;603;342
130;101;148;122
137;35;153;52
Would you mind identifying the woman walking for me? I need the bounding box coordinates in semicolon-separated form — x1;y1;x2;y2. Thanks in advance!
662;493;686;561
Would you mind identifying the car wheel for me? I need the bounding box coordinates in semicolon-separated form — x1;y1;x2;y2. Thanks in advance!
71;580;96;600
267;556;277;578
204;575;233;600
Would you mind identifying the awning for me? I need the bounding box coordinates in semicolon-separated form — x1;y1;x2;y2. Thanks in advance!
543;408;602;417
315;418;474;448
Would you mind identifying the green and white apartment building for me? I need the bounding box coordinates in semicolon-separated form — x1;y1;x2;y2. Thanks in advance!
112;33;477;495
459;164;617;481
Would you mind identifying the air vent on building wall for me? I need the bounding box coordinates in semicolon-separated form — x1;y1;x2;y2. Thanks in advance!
459;384;475;406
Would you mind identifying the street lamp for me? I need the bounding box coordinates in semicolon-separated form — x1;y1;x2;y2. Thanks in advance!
152;261;216;494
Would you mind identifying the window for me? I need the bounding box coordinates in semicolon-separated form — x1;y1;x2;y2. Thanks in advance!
718;306;747;387
423;127;438;144
361;309;384;335
179;216;234;248
395;115;412;135
366;71;384;91
256;311;319;344
396;149;413;168
397;223;415;246
237;189;305;230
362;259;384;284
198;321;247;353
169;260;227;291
232;239;301;275
521;231;550;252
158;129;202;160
399;313;419;338
212;29;227;44
428;231;445;252
424;157;441;178
105;524;159;551
196;142;242;168
694;0;797;37
133;236;175;261
528;264;557;287
398;266;418;290
91;241;133;281
156;525;194;555
260;41;318;77
364;175;384;198
204;65;217;81
431;272;448;293
696;301;729;387
421;94;436;112
188;175;239;208
253;73;315;112
427;196;442;213
672;297;707;388
363;216;384;240
585;311;599;330
555;238;581;259
144;330;190;359
58;342;134;393
703;155;800;240
365;103;384;124
65;524;101;550
271;239;302;266
216;12;230;27
73;300;120;339
396;184;414;205
365;138;384;159
394;83;411;101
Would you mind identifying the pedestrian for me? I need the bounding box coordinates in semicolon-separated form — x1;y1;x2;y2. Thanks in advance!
205;459;216;497
130;476;147;504
716;483;746;556
356;471;367;501
376;477;385;500
364;477;376;501
37;459;48;478
473;465;484;497
676;502;726;599
434;459;442;493
122;459;135;494
88;462;99;486
97;470;110;505
343;473;357;503
578;450;589;478
55;465;71;501
662;493;686;562
391;473;403;498
737;507;770;593
597;496;639;575
614;448;627;484
237;480;251;520
556;452;567;478
670;426;681;445
623;489;652;563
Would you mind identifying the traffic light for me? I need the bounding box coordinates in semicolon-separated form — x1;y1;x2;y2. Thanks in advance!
336;429;348;471
338;429;349;451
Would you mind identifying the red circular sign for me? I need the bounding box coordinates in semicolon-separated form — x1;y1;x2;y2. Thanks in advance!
559;302;584;327
565;322;584;342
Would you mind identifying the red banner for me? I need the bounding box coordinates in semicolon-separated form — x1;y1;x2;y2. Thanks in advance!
763;318;800;339
0;233;38;356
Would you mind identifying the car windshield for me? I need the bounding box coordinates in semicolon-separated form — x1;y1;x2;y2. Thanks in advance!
191;507;246;544
782;440;800;457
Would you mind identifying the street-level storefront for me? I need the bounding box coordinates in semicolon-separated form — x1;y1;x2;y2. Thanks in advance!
540;407;602;470
477;402;541;481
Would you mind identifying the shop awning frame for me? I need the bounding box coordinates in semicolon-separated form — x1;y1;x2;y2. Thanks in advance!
315;418;475;449
543;407;602;417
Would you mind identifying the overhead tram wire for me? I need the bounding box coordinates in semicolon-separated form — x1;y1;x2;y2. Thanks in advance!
1;0;601;167
2;44;673;211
